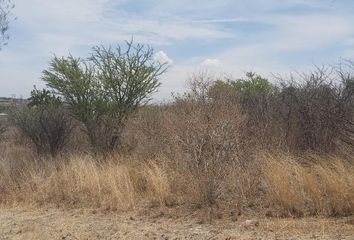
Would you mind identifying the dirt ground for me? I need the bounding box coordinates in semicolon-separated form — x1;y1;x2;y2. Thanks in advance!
0;207;353;240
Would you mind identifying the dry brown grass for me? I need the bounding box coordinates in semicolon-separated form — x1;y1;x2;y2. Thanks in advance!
1;139;353;218
0;154;174;211
262;153;354;217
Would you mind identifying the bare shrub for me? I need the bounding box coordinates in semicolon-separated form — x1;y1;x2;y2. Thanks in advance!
274;65;354;152
123;73;248;219
207;65;354;153
121;105;167;158
186;70;215;102
11;105;74;157
208;72;288;151
169;99;245;209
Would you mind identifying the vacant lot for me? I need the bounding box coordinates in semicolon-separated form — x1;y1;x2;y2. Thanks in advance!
1;66;354;239
0;207;353;240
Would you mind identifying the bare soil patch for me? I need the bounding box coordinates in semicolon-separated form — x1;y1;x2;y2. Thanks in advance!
0;207;353;240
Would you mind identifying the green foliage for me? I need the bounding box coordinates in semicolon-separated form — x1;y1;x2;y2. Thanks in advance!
28;87;62;108
208;72;279;110
208;80;233;97
42;55;97;123
209;72;278;98
89;42;166;116
41;40;168;153
230;72;278;95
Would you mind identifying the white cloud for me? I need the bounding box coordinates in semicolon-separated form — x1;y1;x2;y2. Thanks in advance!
154;51;173;64
13;0;236;47
201;58;222;68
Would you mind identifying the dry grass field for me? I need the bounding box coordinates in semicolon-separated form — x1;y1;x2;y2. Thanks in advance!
1;141;353;217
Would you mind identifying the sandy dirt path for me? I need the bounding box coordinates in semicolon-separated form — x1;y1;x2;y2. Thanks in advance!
0;207;353;239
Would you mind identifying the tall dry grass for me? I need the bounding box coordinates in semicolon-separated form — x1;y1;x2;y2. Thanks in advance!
0;150;170;210
262;153;354;217
1;136;353;217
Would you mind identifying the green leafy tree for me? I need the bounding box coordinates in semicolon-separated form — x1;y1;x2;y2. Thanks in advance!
208;72;278;102
42;40;168;153
230;72;278;96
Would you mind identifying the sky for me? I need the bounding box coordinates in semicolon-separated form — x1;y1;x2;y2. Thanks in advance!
1;0;354;100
